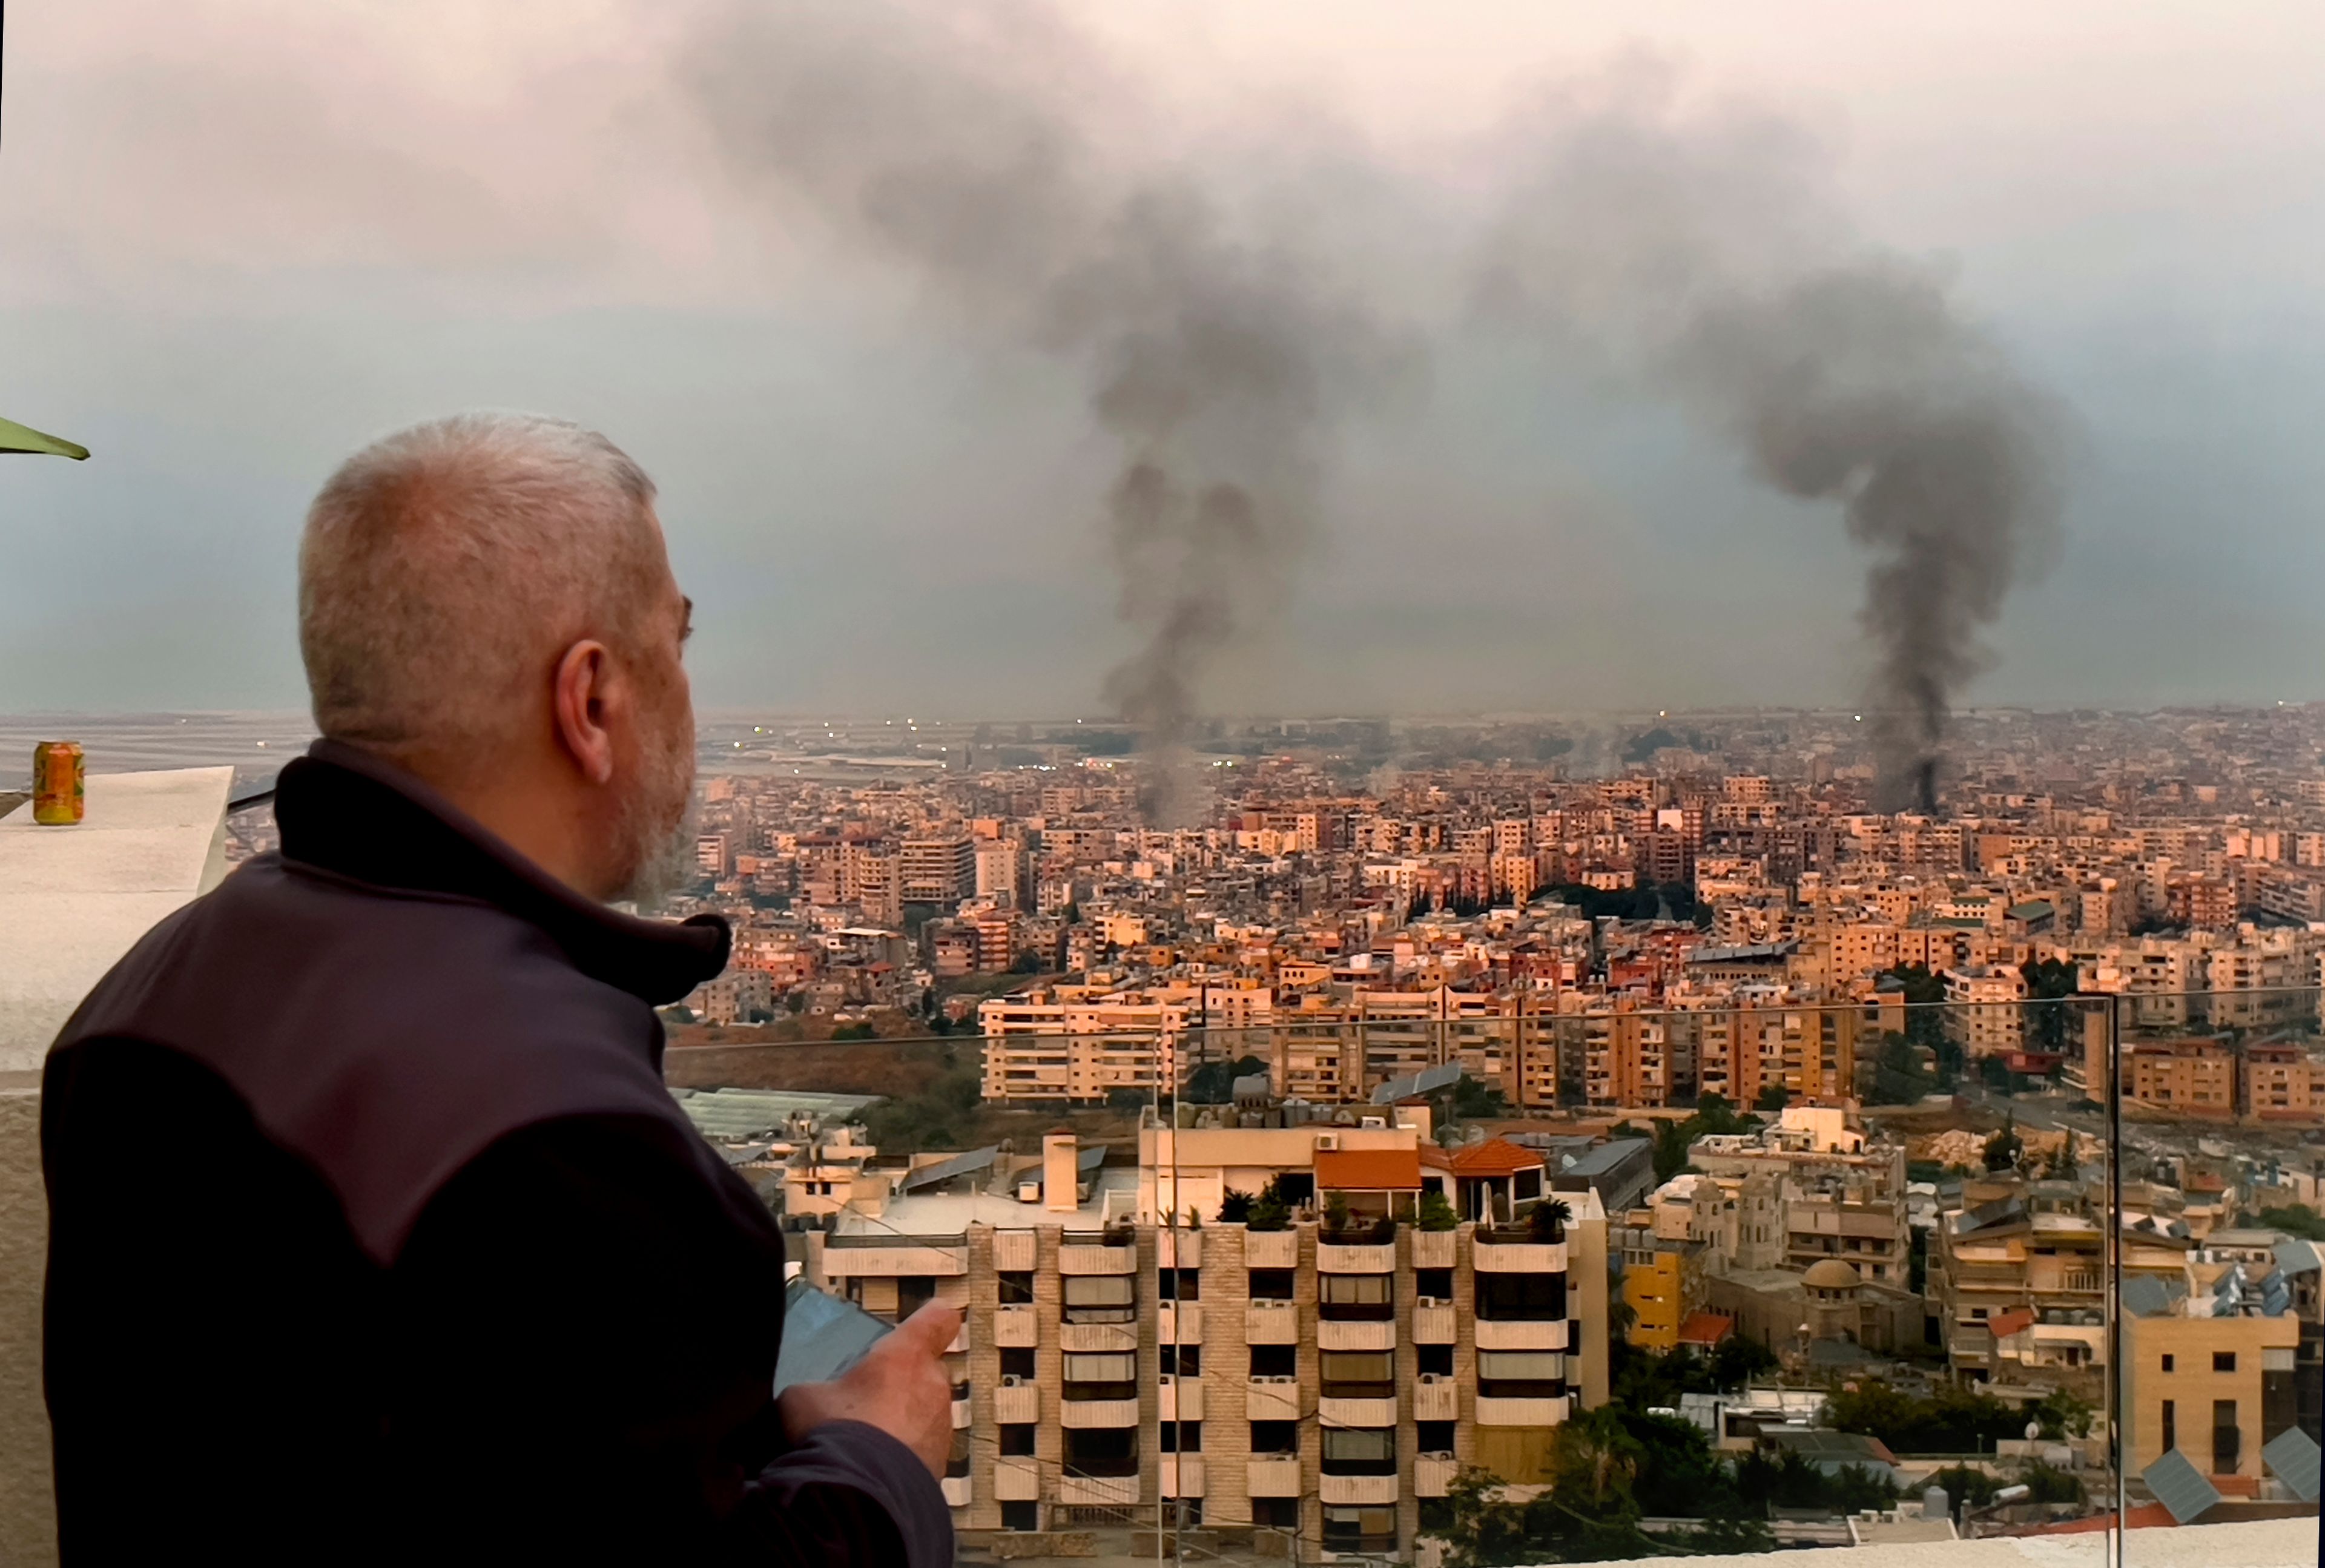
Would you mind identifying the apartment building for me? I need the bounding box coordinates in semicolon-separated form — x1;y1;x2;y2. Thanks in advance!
2122;1273;2303;1483
1612;1221;1708;1351
2125;1038;2240;1119
901;834;977;904
795;1131;1609;1561
1930;1181;2108;1384
1941;964;2028;1057
978;990;1199;1104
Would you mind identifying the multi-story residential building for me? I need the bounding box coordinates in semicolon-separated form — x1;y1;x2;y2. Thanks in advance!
1612;1221;1707;1351
1941;963;2027;1057
979;989;1197;1104
900;834;977;904
2121;1265;2304;1484
795;1130;1609;1560
2125;1038;2241;1119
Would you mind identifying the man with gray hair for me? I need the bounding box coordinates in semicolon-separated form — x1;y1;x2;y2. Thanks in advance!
42;414;957;1565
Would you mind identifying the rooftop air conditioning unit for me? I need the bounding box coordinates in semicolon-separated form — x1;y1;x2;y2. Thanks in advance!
1417;1373;1446;1385
1415;1296;1447;1308
1359;1116;1386;1130
1422;1449;1456;1461
1314;1133;1339;1151
1001;1374;1027;1387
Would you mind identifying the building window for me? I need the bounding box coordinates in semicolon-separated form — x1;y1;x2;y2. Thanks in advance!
2212;1351;2237;1373
1001;1424;1035;1456
1159;1421;1202;1453
1255;1498;1301;1530
1250;1345;1296;1379
1250;1420;1297;1456
1321;1273;1394;1320
1321;1427;1396;1475
898;1276;936;1321
1001;1501;1040;1532
1063;1274;1134;1324
1320;1350;1394;1399
1158;1268;1202;1302
2212;1400;2239;1474
1416;1420;1455;1454
998;1271;1035;1305
1415;1268;1453;1300
947;1430;971;1479
1323;1505;1397;1549
1248;1268;1296;1301
1001;1347;1036;1380
1064;1426;1138;1477
2162;1354;2175;1372
1159;1345;1201;1377
1476;1272;1566;1320
1478;1351;1567;1399
1063;1352;1136;1400
1417;1344;1454;1378
2162;1399;2176;1455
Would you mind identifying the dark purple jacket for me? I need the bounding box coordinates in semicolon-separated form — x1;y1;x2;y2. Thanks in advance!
42;741;951;1566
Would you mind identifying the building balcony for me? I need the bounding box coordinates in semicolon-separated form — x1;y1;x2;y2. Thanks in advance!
1414;1377;1459;1421
1246;1377;1302;1421
1058;1241;1136;1275
941;1476;973;1508
995;1382;1041;1424
994;1457;1041;1501
1410;1229;1458;1270
1060;1397;1141;1428
1157;1301;1201;1346
992;1229;1039;1272
1476;1317;1568;1351
1411;1302;1458;1343
1245;1300;1299;1344
1320;1473;1399;1506
1246;1455;1302;1497
1242;1228;1300;1268
1414;1455;1459;1497
1158;1374;1204;1423
1472;1239;1566;1273
994;1303;1039;1347
1159;1455;1205;1498
953;1395;972;1429
1318;1318;1394;1352
1319;1396;1397;1428
1316;1241;1395;1274
1061;1322;1137;1354
1156;1230;1202;1269
1476;1395;1569;1427
1057;1472;1141;1507
948;1319;969;1354
819;1235;971;1277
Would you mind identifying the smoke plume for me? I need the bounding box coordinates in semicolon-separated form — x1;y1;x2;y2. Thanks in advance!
1477;73;2065;809
684;2;1405;823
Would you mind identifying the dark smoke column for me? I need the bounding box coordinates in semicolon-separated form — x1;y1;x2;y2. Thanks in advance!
1478;85;2065;810
1676;265;2064;811
682;3;1402;825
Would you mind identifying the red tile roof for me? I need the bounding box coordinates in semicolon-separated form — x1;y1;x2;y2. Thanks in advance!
1985;1307;2037;1340
1676;1312;1734;1347
1446;1138;1548;1178
1315;1148;1424;1191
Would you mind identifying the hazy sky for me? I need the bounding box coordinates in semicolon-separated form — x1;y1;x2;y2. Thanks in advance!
1;1;2320;719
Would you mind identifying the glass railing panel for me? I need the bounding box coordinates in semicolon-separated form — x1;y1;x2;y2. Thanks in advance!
2114;985;2323;1556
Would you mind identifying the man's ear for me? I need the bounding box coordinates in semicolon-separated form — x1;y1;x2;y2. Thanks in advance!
551;639;618;785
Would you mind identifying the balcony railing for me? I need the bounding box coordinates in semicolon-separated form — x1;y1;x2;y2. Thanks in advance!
659;989;2325;1551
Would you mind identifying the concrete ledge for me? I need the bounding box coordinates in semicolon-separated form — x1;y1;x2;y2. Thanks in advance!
1508;1518;2318;1568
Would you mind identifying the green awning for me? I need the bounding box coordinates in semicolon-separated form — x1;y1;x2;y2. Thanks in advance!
0;416;88;460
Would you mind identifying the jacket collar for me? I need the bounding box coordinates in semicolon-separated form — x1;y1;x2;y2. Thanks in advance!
274;739;729;1006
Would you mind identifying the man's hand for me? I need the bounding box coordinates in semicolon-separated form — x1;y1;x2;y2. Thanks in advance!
779;1299;961;1477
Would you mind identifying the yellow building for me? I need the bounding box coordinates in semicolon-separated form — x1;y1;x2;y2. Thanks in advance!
2122;1300;2300;1481
1614;1222;1707;1352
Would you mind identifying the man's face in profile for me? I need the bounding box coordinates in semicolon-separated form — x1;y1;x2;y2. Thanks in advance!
611;524;698;906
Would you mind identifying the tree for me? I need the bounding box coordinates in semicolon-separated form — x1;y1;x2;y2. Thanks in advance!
1216;1187;1256;1224
1417;1188;1459;1231
2019;957;2080;1052
1106;1087;1150;1112
2242;1202;2325;1240
1753;1084;1791;1113
1182;1054;1268;1105
1983;1114;2023;1173
1526;1197;1572;1242
1323;1191;1354;1238
829;1021;876;1041
1247;1174;1297;1231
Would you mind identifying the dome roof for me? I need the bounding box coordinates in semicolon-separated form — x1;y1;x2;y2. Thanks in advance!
1803;1259;1862;1290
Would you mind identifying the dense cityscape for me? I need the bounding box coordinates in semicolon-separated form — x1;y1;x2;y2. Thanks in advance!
464;703;2325;1561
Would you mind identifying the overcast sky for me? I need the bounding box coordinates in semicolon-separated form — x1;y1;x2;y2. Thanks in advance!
1;1;2320;719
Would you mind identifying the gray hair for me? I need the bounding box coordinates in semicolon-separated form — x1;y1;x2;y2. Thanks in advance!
299;412;666;762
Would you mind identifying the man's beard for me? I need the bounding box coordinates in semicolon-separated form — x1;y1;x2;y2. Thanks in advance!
611;708;699;909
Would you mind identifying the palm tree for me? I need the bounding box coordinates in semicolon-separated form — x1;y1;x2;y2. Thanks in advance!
1527;1196;1572;1243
